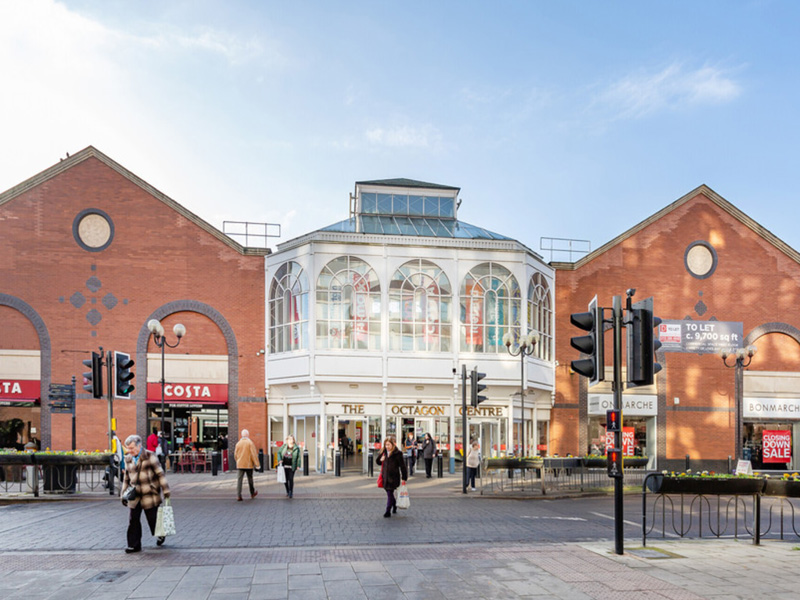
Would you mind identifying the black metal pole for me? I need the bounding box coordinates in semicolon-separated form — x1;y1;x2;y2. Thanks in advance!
520;351;525;456
612;295;624;556
462;364;468;494
160;339;166;456
71;376;77;451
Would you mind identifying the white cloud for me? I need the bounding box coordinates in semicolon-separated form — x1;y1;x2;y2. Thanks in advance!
365;124;442;148
596;62;742;120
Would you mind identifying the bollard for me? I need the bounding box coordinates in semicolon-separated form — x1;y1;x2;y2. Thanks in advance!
258;449;265;473
728;455;732;474
367;451;374;477
211;451;220;476
334;450;341;476
436;451;443;478
685;454;690;471
107;455;116;495
449;455;455;474
303;449;309;476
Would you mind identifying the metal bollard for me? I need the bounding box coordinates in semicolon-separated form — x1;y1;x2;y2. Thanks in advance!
211;451;220;476
728;455;732;474
436;451;443;478
334;450;341;476
258;449;265;473
303;449;309;476
108;455;116;495
367;451;374;477
685;454;690;471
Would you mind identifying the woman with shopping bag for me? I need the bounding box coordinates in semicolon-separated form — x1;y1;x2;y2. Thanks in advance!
375;436;407;518
277;435;301;498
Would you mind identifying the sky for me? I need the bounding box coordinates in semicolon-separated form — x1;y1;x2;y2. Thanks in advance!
2;1;799;258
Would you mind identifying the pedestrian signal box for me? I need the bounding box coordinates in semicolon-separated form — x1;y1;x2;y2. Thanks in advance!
607;448;623;478
606;409;621;433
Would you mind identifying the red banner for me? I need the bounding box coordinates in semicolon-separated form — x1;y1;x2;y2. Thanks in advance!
353;273;369;343
606;427;635;456
0;379;40;400
146;382;228;404
465;278;484;347
763;430;791;463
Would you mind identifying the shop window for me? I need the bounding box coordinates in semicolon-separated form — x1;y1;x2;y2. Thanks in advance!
527;272;553;361
269;261;309;353
316;256;381;350
388;259;452;352
459;262;521;353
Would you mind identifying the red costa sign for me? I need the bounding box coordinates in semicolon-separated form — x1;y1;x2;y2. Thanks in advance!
146;382;227;404
762;430;791;463
0;379;40;400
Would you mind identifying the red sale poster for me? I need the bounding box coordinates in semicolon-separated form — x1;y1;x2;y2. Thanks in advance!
762;430;791;463
605;427;635;455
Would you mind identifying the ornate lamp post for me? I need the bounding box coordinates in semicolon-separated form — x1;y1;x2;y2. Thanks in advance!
721;345;757;460
503;331;539;456
147;319;186;456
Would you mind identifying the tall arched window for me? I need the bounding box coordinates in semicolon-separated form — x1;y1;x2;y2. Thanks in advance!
388;259;452;352
460;263;520;353
528;272;553;361
316;256;381;350
269;261;309;353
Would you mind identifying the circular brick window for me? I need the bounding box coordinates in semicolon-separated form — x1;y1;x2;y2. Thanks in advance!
73;209;114;252
684;241;717;279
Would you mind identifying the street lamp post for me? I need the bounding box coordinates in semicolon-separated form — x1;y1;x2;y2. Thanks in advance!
147;319;186;457
503;331;539;456
721;345;757;461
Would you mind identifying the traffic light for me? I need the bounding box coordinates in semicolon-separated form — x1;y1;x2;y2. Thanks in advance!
626;301;662;387
470;368;487;408
606;409;621;433
570;296;604;387
82;351;103;398
114;351;135;398
607;447;623;478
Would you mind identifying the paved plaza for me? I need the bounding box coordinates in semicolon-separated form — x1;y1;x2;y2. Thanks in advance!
1;471;799;599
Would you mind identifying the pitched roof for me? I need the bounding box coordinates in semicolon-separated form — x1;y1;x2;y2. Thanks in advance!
552;184;800;269
355;178;460;192
320;215;511;240
0;146;269;256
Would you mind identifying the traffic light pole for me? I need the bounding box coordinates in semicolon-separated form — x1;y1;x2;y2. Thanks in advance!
612;295;624;556
106;349;114;452
461;364;468;495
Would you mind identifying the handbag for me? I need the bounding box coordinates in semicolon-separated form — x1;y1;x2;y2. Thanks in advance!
155;498;176;537
395;484;410;509
277;464;286;483
122;485;137;503
377;473;383;488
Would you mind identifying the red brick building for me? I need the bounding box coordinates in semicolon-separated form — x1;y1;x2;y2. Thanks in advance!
0;147;268;454
553;185;800;471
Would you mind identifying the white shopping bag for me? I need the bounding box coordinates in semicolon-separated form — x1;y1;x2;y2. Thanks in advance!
155;498;176;537
395;485;410;510
277;465;286;483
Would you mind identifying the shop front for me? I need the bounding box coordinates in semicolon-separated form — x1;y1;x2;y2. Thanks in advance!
0;350;42;449
146;382;228;452
588;393;657;468
743;396;800;470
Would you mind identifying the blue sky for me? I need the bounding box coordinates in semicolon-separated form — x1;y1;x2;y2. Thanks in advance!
2;1;799;258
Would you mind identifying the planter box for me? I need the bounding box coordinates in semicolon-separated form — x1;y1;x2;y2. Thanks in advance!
584;458;606;468
485;458;544;470
624;457;649;468
0;453;35;466
648;475;765;495
763;479;800;497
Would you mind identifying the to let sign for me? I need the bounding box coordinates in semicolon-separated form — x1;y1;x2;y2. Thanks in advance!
658;320;743;355
762;430;791;463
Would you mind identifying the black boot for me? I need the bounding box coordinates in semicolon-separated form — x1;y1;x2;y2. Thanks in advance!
383;510;391;518
393;504;397;513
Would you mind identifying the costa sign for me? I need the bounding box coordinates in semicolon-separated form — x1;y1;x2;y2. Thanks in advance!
146;382;227;404
0;379;40;400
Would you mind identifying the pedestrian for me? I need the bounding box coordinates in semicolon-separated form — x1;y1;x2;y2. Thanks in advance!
403;430;417;475
120;434;170;553
376;436;408;518
277;435;301;498
233;429;260;501
466;441;481;491
146;427;159;452
421;433;437;478
155;431;166;470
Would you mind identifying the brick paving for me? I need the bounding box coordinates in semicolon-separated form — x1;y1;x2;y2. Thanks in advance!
1;471;799;598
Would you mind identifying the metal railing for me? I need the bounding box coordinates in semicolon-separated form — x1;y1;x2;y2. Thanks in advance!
1;463;118;496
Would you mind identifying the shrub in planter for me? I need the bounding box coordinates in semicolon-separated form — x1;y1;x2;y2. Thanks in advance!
648;470;765;495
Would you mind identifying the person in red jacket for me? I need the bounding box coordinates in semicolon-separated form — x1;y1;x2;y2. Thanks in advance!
146;427;159;452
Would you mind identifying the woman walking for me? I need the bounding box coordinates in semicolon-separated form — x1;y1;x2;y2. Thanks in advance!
466;441;481;491
120;434;170;553
277;435;301;498
376;436;407;517
421;433;437;478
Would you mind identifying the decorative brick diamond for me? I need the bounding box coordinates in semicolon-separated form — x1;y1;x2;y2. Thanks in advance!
86;276;102;293
102;293;118;310
70;291;86;309
694;300;707;316
86;309;102;326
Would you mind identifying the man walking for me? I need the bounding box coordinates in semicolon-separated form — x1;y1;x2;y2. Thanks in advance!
234;429;260;501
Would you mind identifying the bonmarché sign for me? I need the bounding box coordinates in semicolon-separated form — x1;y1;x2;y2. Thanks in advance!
658;320;743;354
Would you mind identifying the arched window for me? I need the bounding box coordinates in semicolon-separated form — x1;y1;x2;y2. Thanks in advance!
269;261;309;353
460;263;520;353
388;259;452;352
316;256;381;350
528;272;553;361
